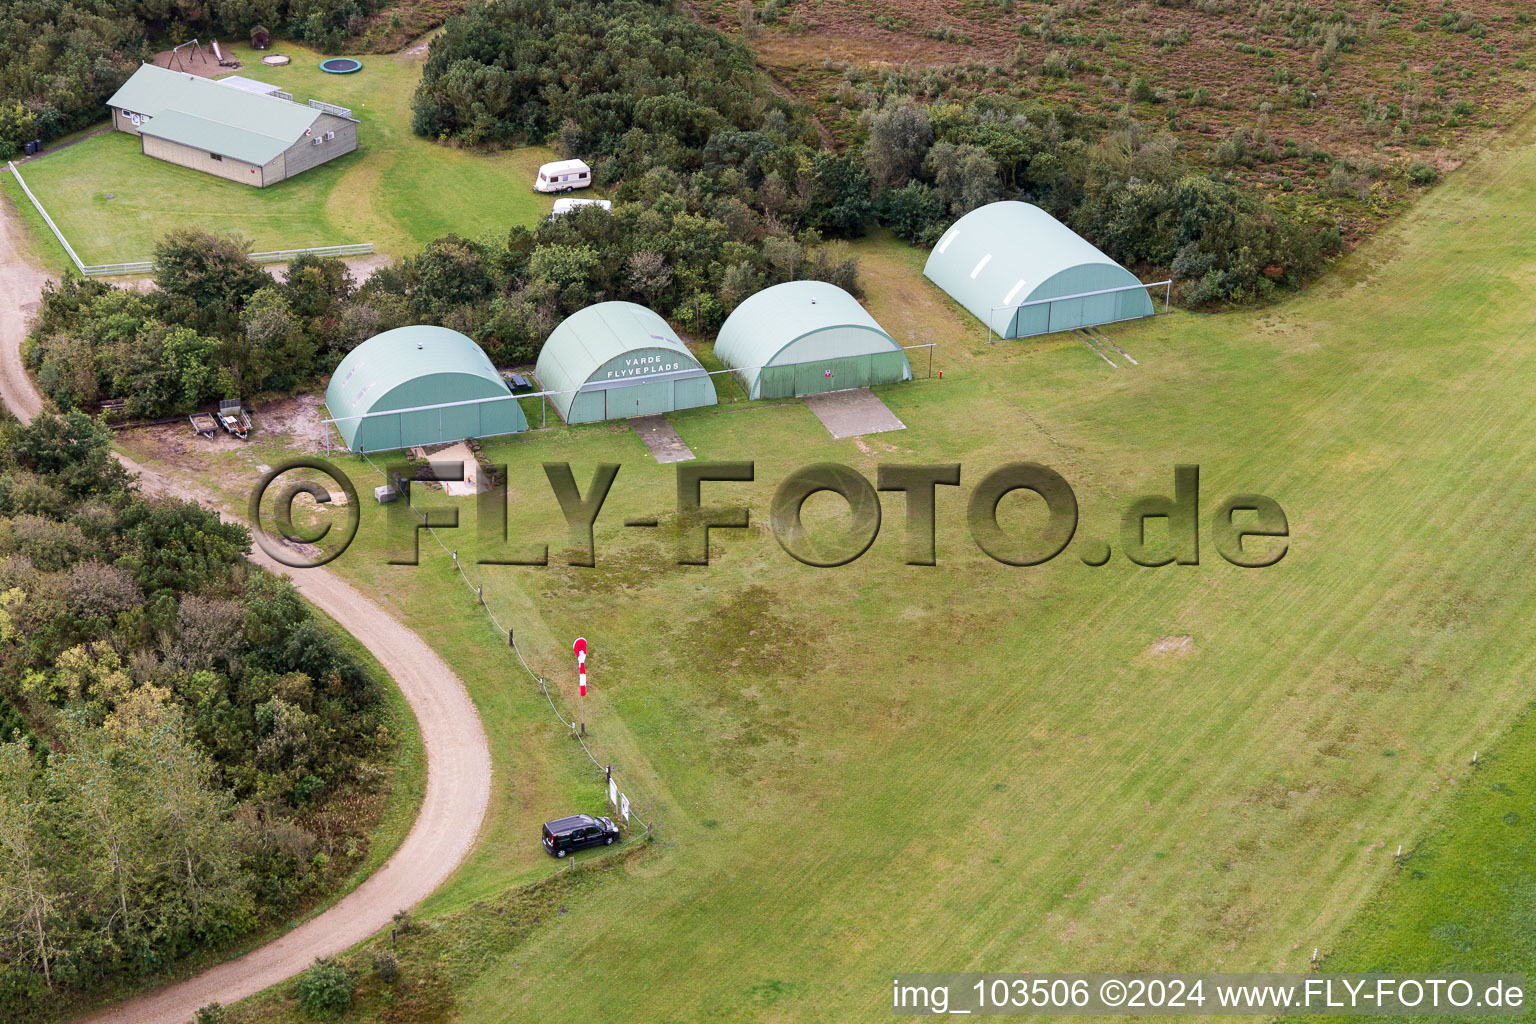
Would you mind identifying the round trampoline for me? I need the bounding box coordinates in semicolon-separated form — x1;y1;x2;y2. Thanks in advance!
319;57;362;74
260;54;291;66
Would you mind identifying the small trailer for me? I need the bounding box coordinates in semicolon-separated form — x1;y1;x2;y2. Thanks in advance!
217;400;252;440
534;159;592;193
189;412;219;439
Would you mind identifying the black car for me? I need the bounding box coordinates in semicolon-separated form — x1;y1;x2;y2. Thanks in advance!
541;814;621;858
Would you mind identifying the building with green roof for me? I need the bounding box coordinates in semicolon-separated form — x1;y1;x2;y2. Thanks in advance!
534;302;717;424
106;63;358;187
714;281;912;399
324;326;526;452
923;201;1154;339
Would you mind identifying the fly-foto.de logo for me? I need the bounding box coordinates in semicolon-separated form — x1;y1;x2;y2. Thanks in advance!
250;460;1288;572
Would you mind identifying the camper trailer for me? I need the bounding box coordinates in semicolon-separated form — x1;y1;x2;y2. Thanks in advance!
534;159;592;193
550;197;612;217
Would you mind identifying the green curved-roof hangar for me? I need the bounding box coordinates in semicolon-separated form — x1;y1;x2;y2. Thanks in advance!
325;325;526;452
714;281;912;399
535;302;717;424
923;201;1154;339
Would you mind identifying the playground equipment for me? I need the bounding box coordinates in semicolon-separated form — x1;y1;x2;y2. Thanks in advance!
166;38;210;73
319;57;363;74
260;54;291;66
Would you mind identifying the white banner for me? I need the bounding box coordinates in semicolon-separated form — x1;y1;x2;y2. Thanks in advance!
608;777;618;811
620;792;630;827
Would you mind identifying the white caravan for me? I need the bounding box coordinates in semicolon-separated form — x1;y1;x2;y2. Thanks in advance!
534;159;593;193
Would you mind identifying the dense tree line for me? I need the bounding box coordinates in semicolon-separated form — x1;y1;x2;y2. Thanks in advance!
30;196;861;414
0;0;384;158
861;100;1341;304
368;191;861;364
0;412;394;1010
411;0;797;153
25;231;369;417
414;0;1341;305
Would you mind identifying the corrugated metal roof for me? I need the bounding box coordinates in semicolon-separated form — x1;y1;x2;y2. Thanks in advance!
714;281;905;398
325;325;516;450
218;75;283;95
534;302;706;421
107;64;321;165
923;201;1147;334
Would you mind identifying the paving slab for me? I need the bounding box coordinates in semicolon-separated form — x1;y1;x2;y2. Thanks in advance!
802;388;906;439
632;414;695;462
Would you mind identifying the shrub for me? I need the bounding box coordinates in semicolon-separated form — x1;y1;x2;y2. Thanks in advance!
1041;50;1082;77
295;958;353;1017
1408;161;1439;185
373;950;400;983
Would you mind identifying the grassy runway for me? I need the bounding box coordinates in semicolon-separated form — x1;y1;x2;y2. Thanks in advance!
111;99;1536;1024
3;38;556;265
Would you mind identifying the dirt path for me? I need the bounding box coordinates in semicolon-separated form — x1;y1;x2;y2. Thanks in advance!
8;125;113;167
0;191;494;1023
0;198;47;423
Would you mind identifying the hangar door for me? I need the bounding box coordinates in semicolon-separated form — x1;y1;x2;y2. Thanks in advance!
757;351;910;398
597;375;714;420
603;379;673;419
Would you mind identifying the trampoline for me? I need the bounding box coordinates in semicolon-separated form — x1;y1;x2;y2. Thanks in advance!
319;57;362;74
260;54;290;66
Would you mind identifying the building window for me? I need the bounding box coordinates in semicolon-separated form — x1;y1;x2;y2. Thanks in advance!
210;153;222;161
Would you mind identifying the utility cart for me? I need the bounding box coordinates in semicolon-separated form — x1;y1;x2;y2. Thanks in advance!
189;412;219;439
217;400;252;440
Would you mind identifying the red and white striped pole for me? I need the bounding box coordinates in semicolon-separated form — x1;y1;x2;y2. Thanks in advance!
574;637;588;735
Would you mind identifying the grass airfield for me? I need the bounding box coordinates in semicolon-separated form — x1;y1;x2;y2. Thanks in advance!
101;95;1536;1024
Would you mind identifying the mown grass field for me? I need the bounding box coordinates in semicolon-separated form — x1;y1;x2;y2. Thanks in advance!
2;38;557;266
111;97;1536;1023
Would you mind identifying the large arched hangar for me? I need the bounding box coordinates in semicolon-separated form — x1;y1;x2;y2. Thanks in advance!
923;201;1155;339
325;325;527;452
534;302;718;424
714;280;912;399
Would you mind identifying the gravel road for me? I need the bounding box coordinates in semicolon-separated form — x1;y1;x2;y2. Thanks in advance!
0;189;494;1024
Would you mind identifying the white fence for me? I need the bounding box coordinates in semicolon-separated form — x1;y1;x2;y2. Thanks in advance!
7;160;90;275
249;243;374;264
6;160;373;277
306;99;355;120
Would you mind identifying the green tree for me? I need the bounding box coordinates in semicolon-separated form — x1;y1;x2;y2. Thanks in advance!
0;412;129;500
160;326;230;410
863;100;933;188
153;230;270;308
923;141;1001;217
0;741;62;990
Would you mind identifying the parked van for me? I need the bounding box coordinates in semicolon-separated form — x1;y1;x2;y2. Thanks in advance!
541;814;620;857
534;159;592;193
